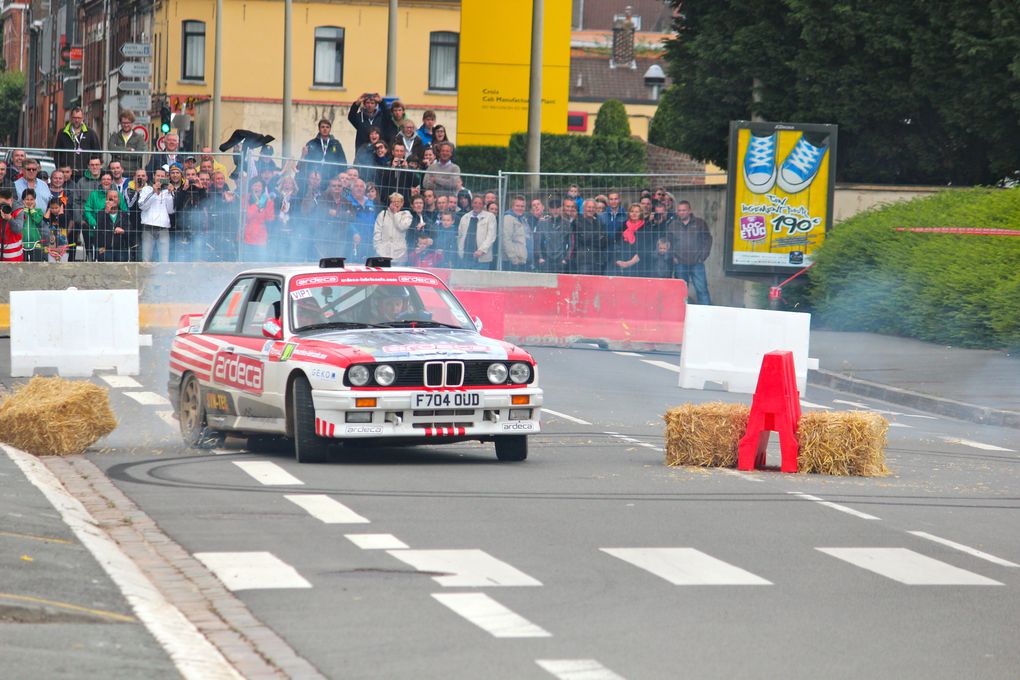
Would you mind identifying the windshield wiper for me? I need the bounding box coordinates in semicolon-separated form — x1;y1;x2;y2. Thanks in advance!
296;321;380;332
375;320;463;329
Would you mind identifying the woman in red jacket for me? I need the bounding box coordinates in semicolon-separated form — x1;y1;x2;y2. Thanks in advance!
243;178;275;261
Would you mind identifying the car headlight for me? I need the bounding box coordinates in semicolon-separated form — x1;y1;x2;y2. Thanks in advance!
509;362;531;384
487;362;509;384
348;364;370;386
374;364;396;386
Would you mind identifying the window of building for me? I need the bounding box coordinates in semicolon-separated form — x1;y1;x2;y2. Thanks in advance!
428;31;458;91
182;20;205;81
313;27;344;86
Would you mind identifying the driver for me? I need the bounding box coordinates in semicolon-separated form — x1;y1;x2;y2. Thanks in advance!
370;285;410;323
293;295;326;328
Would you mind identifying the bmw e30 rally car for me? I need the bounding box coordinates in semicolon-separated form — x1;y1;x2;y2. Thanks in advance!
168;258;543;463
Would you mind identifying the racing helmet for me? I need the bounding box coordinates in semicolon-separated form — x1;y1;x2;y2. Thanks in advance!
294;295;325;327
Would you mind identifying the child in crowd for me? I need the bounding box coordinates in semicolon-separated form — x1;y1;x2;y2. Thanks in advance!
43;197;70;262
432;211;458;265
650;236;675;279
408;234;443;268
19;189;49;262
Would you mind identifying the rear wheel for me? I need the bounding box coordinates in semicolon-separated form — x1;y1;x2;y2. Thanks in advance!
495;435;528;462
291;375;329;464
179;374;223;448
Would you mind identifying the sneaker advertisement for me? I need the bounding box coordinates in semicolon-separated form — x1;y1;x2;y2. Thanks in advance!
724;121;838;275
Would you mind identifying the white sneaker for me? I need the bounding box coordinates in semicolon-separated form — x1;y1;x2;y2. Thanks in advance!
777;135;828;194
743;133;777;194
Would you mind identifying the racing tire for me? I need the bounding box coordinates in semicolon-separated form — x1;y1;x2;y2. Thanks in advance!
291;375;329;464
179;374;223;449
495;435;528;462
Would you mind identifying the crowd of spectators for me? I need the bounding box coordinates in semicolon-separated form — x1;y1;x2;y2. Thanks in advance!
0;100;713;301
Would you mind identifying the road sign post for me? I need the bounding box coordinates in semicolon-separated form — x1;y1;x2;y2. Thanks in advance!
120;43;153;58
120;62;153;78
119;94;151;111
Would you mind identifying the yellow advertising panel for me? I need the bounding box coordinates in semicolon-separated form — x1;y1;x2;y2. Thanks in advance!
724;121;838;274
458;0;571;146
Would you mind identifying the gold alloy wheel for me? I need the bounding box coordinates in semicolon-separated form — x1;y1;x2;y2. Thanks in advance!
180;376;201;435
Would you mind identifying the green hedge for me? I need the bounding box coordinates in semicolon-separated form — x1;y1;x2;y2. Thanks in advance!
505;133;647;188
455;145;508;177
808;187;1020;350
593;99;631;138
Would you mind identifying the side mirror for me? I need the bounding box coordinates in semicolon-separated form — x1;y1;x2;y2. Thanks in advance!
473;316;483;332
262;318;283;340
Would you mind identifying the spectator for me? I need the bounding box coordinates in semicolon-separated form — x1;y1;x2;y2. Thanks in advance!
537;199;575;273
107;111;147;174
566;184;584;213
4;150;26;183
363;139;391;186
373;191;413;262
408;233;443;268
431;125;453;153
204;170;238;261
43;197;70;262
385;100;409;142
15;159;52;207
639;195;654;221
366;183;379;204
650;201;673;232
348;92;388;149
124;168;149;261
108;160;130;198
0;160;12;193
0;188;25;262
18;189;49;261
97;190;132;262
243;178;275;261
500;195;530;272
297;169;323;257
416;111;437;146
354;126;384;168
419;147;437;172
53;107;101;178
138;168;175;262
526;199;550;271
274;174;302;262
316;176;348;257
200;148;229;178
574;199;608;275
83;172;127;260
434;194;448;221
649;236;675;279
457;195;497;269
599;191;627;241
302;118;348;176
423;142;462;195
422;188;438;224
394;119;426;162
146;133;184;174
433;211;458;264
74;156;104;227
614;203;651;277
174;167;208;261
378;144;416;203
404;194;432;253
669;200;713;304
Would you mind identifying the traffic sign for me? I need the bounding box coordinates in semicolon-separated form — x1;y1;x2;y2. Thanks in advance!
120;43;152;58
118;81;152;92
134;115;151;125
119;62;152;78
119;94;151;110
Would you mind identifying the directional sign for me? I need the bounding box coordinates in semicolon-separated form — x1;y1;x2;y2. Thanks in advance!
134;116;151;126
120;43;152;58
119;94;151;111
118;81;151;92
120;62;152;78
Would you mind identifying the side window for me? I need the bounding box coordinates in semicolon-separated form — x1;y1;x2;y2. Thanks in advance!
242;279;283;335
207;278;254;334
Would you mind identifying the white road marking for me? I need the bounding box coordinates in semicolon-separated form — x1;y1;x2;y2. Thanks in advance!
719;468;764;483
612;351;642;357
788;491;880;520
387;549;542;587
1;445;241;679
211;448;236;455
156;410;178;429
605;432;663;452
432;593;550;638
641;359;682;373
100;375;142;389
542;408;592;426
536;659;625;680
284;494;369;523
889;422;913;428
908;531;1019;568
193;552;312;591
832;399;936;419
233;461;304;486
601;548;772;585
799;400;832;409
124;391;171;406
817;548;1002;585
940;436;1014;452
345;533;409;550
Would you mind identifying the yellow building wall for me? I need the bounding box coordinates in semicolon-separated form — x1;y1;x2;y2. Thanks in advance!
566;100;657;141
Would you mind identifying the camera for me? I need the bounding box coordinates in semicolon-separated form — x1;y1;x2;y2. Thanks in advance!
0;203;11;216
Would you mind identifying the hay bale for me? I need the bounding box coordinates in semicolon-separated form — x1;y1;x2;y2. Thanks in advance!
797;411;890;476
663;402;749;467
0;377;117;456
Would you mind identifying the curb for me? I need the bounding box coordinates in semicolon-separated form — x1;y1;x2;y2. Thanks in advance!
809;368;1020;430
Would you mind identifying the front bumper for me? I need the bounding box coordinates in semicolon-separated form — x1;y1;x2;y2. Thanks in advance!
311;387;543;438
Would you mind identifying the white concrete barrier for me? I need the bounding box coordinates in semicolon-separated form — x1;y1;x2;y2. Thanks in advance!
10;288;148;377
678;305;816;394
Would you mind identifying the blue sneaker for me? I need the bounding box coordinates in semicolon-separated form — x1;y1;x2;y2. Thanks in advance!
777;135;828;194
743;133;777;194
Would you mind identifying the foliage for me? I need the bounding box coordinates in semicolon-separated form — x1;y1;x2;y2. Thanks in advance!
651;0;1020;185
505;133;647;188
454;145;507;177
0;70;26;145
808;187;1020;350
593;99;631;138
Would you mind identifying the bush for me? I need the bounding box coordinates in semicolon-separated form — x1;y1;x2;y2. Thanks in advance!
593;99;631;138
504;133;647;188
808;187;1020;350
455;145;507;177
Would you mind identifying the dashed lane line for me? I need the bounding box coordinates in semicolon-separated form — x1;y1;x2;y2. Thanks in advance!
908;531;1019;568
193;552;312;591
601;548;772;585
345;534;409;550
788;491;880;521
124;391;171;406
233;461;304;486
155;410;178;429
387;549;543;587
940;436;1015;453
817;547;1002;585
799;400;832;410
536;659;626;680
284;494;369;523
432;593;551;638
99;375;143;389
718;468;764;483
832;399;937;419
612;351;642;357
641;359;682;373
542;408;593;426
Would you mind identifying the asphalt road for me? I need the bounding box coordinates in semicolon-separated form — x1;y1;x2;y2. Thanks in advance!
3;337;1019;679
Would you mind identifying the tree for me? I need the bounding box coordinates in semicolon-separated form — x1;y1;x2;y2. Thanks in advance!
0;70;26;146
650;0;1020;185
593;99;631;137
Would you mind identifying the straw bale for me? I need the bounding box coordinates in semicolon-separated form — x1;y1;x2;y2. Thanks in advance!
663;402;749;467
797;411;890;476
0;377;117;456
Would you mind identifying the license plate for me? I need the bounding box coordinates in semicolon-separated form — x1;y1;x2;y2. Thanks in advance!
414;392;481;408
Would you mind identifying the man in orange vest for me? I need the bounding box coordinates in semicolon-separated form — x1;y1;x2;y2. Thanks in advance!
0;188;25;262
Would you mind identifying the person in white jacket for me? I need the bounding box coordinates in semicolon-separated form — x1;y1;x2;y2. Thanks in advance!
372;192;412;264
135;168;175;262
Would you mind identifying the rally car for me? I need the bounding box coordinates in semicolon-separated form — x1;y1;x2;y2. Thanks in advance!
167;258;542;463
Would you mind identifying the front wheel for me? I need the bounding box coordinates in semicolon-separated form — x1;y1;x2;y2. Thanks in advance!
179;374;223;448
291;375;329;464
495;435;528;462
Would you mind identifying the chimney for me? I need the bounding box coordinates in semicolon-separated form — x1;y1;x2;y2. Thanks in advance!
611;6;636;70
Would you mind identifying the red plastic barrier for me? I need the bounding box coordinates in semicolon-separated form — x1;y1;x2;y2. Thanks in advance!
738;350;801;473
452;290;505;341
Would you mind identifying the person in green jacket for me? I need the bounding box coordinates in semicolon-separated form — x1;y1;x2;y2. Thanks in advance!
83;171;126;261
18;188;51;262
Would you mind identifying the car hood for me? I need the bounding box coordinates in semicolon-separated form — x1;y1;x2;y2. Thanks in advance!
291;327;527;363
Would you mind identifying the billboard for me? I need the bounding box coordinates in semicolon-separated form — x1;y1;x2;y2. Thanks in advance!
457;0;571;146
724;121;838;275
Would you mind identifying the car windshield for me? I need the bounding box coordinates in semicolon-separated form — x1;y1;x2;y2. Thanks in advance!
288;272;475;333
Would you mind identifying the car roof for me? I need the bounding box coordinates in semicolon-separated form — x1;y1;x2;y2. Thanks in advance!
235;264;443;282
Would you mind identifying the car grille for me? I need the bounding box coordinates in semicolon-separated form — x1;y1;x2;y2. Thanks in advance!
344;361;533;387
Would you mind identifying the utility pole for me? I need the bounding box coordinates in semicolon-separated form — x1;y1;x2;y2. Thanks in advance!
386;0;398;97
212;0;223;148
282;0;293;156
526;0;544;191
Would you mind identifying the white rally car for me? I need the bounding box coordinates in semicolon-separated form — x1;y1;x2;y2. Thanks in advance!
168;259;543;463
